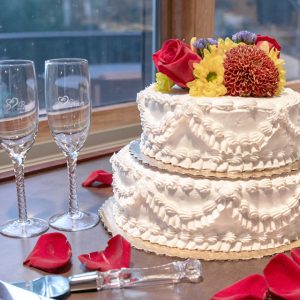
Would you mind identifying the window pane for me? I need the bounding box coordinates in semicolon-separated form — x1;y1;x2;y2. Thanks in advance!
215;0;300;80
0;0;153;110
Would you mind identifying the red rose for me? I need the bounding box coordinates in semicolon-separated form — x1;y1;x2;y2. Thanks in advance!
153;39;201;88
255;34;281;53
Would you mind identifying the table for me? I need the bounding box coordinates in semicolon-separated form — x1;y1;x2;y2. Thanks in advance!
0;154;272;300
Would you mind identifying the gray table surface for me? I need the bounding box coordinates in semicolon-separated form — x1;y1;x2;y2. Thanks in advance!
0;155;272;300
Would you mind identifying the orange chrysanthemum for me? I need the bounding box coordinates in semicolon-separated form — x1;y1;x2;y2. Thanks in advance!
224;45;279;97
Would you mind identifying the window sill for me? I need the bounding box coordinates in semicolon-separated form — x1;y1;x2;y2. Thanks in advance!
0;102;141;181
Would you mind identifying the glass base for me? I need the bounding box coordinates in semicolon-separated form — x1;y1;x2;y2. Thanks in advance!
49;211;99;232
0;218;49;238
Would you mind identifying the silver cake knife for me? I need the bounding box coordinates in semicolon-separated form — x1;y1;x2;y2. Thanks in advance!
12;259;202;299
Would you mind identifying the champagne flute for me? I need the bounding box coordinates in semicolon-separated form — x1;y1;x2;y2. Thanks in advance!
0;60;49;238
45;58;99;231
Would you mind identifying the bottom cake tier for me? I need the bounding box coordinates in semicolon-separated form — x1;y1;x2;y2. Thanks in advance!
107;143;300;254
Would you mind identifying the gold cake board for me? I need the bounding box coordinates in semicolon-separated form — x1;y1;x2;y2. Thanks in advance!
100;197;300;261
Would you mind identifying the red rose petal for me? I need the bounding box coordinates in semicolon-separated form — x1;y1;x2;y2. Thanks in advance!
23;232;72;273
264;253;300;300
256;34;281;52
82;170;113;187
78;234;131;271
211;274;268;300
291;248;300;266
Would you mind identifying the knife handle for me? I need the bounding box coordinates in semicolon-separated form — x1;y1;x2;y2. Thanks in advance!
69;259;202;292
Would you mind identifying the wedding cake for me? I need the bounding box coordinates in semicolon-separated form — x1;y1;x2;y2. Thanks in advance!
103;31;300;257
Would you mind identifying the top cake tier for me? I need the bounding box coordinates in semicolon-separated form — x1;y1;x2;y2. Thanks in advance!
138;85;300;173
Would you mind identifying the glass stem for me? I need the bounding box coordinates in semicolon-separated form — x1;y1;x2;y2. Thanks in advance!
12;155;28;223
67;152;80;216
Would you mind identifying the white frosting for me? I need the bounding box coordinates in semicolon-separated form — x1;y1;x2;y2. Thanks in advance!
110;86;300;253
138;85;300;172
111;145;300;252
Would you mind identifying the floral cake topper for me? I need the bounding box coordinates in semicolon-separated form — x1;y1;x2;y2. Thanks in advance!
153;31;285;97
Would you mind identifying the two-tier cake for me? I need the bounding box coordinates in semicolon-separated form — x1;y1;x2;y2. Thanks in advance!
101;31;300;259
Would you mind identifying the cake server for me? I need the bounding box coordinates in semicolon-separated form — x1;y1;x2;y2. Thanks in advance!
12;259;202;299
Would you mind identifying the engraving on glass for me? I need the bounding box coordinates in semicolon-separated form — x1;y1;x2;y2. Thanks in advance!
58;95;74;104
5;97;25;112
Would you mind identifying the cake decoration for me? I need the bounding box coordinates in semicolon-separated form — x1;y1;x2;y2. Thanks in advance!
153;31;286;97
100;31;300;259
152;39;201;89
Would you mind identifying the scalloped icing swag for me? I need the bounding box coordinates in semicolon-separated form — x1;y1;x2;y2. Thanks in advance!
153;31;286;97
111;145;300;252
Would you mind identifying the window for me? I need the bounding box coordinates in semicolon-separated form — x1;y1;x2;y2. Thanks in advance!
0;0;153;175
0;0;153;110
215;0;300;81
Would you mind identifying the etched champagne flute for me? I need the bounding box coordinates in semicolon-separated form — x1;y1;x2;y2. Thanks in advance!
45;58;99;231
0;60;49;238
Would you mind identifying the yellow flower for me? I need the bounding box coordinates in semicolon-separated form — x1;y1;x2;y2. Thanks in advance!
188;79;227;97
187;50;227;97
190;37;197;53
257;41;286;95
216;38;241;56
155;72;174;92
